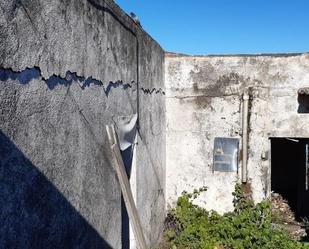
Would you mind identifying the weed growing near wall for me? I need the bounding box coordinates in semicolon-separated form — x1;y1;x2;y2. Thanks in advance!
162;184;309;249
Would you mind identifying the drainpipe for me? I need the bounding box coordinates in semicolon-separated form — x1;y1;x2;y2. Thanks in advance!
242;89;250;183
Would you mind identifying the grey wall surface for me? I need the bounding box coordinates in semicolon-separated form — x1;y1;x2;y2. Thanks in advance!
0;0;165;248
136;33;165;247
165;52;309;213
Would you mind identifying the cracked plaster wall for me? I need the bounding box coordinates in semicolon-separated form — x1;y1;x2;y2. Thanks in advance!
0;0;165;248
165;53;309;213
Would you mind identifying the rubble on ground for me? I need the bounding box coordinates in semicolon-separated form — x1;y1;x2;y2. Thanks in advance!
271;192;307;240
271;192;296;224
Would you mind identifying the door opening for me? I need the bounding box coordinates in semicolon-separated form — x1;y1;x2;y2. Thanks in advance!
271;138;309;220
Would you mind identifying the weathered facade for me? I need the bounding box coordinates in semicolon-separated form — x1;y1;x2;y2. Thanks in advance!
165;52;309;215
2;0;309;247
0;0;165;248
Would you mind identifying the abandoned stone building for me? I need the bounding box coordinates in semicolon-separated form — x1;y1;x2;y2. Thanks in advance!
165;52;309;218
1;0;309;248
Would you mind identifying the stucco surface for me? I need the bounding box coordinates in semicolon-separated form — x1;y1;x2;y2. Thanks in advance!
0;0;165;248
136;34;166;247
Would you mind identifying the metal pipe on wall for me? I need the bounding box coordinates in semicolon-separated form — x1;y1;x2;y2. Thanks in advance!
242;89;250;183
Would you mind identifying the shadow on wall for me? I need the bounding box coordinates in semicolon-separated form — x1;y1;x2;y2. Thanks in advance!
120;146;134;249
0;130;112;249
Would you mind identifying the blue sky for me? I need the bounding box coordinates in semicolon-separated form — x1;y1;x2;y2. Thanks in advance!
115;0;309;55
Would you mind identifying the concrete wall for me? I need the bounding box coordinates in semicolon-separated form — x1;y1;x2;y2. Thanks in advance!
0;0;165;248
165;52;309;213
136;32;166;248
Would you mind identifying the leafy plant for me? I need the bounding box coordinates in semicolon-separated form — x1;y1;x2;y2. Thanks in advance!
162;183;309;249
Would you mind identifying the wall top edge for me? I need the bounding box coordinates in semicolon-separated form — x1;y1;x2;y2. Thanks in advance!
165;51;309;58
103;0;163;51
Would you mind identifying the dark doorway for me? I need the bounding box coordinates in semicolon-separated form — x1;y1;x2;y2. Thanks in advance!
271;138;309;220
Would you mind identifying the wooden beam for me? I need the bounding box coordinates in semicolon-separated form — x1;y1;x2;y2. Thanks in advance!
106;125;147;249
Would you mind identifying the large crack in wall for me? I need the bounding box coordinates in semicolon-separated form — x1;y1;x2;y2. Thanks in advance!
0;67;165;96
141;87;165;95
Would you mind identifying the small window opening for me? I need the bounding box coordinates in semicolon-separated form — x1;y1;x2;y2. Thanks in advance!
298;88;309;113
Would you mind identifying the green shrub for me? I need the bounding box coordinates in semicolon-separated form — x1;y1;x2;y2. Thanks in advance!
163;184;309;249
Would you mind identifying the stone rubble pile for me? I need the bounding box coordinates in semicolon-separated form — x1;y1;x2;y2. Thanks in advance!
271;192;307;240
271;192;296;224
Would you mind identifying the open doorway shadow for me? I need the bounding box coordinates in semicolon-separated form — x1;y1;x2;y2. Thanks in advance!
0;130;113;249
271;138;309;221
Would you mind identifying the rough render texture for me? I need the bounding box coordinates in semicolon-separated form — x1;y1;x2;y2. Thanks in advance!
165;52;309;213
0;0;165;248
136;33;166;247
